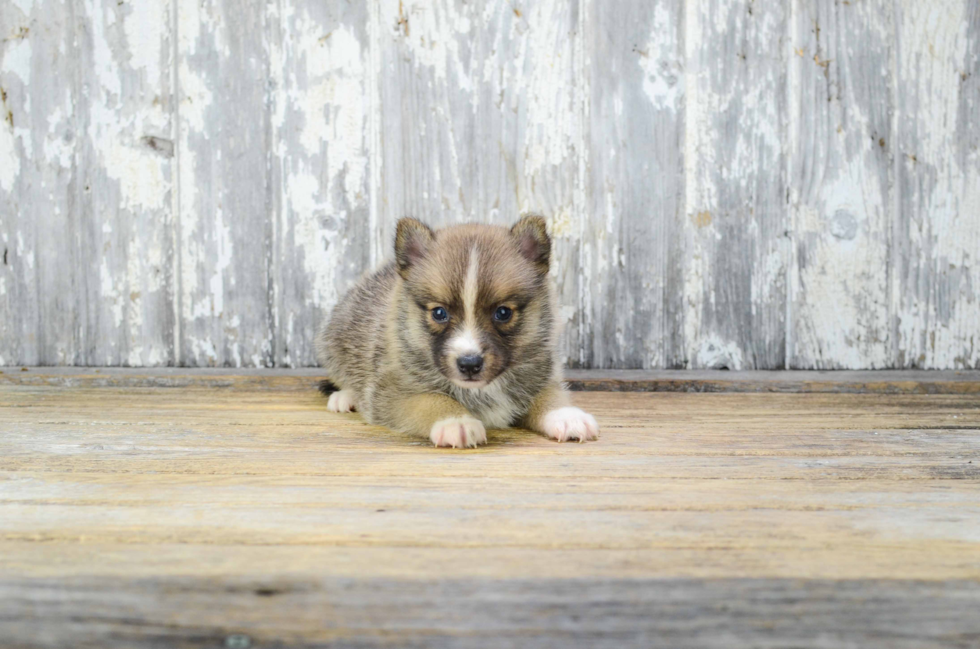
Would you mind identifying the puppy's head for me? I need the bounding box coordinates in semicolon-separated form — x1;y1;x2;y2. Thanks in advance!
395;215;552;389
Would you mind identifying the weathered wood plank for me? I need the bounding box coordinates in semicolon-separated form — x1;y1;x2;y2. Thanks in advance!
4;367;980;394
893;0;980;370
375;0;581;230
683;0;789;369
2;577;979;649
270;2;373;367
584;0;684;368
375;0;585;364
0;1;75;365
2;385;979;573
564;368;980;393
72;0;176;365
175;0;274;366
788;0;894;369
2;388;979;482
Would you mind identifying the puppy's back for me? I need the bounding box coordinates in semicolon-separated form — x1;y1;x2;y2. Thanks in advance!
315;263;398;394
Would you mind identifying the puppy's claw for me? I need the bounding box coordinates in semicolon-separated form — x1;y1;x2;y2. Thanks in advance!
430;416;486;449
541;407;599;443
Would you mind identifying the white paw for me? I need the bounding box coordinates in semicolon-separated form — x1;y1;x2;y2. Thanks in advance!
430;416;487;449
541;407;599;443
327;389;357;413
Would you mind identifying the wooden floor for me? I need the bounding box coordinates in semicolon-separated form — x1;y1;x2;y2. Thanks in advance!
2;370;980;648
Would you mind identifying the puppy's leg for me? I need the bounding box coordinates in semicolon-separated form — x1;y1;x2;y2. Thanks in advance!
521;382;599;443
378;392;487;449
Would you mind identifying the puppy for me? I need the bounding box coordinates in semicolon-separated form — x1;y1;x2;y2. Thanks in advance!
315;215;599;448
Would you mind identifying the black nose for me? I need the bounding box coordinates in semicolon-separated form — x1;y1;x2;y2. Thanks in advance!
456;354;484;377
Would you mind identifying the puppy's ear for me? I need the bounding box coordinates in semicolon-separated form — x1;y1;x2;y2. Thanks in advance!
395;217;435;277
510;214;551;273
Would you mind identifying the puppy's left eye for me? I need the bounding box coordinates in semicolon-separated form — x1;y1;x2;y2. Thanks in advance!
493;306;513;323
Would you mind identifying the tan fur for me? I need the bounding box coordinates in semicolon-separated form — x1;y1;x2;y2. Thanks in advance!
315;215;598;446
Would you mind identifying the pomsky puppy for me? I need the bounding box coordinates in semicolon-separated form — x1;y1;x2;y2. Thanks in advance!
315;215;599;448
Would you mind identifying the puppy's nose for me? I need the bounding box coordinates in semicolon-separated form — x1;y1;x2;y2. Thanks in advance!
456;354;484;377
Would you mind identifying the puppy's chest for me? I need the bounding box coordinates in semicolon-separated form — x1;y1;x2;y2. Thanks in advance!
454;387;525;429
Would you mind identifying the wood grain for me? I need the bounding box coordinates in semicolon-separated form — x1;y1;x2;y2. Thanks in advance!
78;0;177;366
270;0;374;368
4;367;980;394
0;1;76;365
788;0;894;369
1;376;979;644
3;577;979;649
175;0;274;366
893;0;980;369
584;0;684;369
682;0;788;370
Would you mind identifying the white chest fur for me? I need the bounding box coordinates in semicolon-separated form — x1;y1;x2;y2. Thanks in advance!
451;382;524;430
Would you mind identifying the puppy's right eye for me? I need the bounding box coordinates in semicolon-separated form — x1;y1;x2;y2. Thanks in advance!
431;306;449;323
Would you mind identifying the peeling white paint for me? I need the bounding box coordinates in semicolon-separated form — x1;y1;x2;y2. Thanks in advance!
0;120;17;192
9;0;33;16
520;0;578;178
104;142;168;210
100;255;124;328
206;204;231;320
393;0;472;93
177;61;213;133
123;0;167;89
893;0;980;368
274;2;372;368
43;103;73;170
84;0;121;99
286;167;335;308
0;36;31;192
16;231;33;270
177;0;224;56
639;4;682;111
2;35;32;86
696;334;745;370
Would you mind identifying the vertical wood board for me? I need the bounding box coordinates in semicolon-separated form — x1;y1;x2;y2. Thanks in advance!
682;0;789;369
175;0;274;367
586;0;684;368
72;0;176;365
270;1;373;367
787;0;894;369
892;0;980;369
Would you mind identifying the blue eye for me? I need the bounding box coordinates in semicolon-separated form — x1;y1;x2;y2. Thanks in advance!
494;306;513;323
431;307;449;323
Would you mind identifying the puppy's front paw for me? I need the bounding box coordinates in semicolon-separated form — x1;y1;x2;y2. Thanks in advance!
541;407;599;443
327;389;357;413
430;416;487;449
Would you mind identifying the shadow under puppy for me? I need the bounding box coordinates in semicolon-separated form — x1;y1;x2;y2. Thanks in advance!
315;215;599;448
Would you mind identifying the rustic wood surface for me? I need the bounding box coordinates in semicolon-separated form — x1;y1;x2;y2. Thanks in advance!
2;0;979;370
4;367;980;394
1;372;978;646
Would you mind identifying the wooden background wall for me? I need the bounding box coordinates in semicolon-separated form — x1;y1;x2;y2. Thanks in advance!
1;0;978;369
